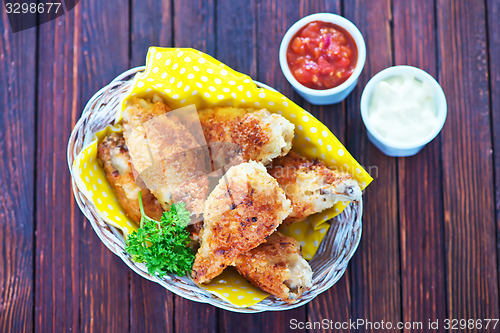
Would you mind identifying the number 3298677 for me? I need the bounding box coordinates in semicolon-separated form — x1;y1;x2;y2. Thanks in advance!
443;319;498;330
5;2;62;14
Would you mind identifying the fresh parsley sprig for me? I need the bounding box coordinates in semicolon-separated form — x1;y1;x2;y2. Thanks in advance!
125;192;195;277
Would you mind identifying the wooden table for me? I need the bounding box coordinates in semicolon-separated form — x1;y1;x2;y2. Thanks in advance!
1;0;499;332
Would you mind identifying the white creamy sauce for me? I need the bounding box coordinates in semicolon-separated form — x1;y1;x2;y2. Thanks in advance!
368;74;438;145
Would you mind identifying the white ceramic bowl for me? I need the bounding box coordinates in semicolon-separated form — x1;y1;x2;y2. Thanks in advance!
360;65;447;157
279;13;366;105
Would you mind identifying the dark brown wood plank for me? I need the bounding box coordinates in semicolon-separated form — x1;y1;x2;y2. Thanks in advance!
256;0;301;99
78;1;131;332
393;0;448;329
173;1;218;331
130;279;174;332
215;0;308;330
437;0;499;324
130;0;173;67
174;0;216;56
343;0;402;330
0;10;36;333
307;277;352;333
486;0;500;303
175;297;218;333
129;1;175;331
216;0;257;79
293;2;354;332
217;0;306;329
35;8;81;333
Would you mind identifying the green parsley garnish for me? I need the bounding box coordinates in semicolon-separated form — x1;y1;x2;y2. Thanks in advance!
125;192;195;277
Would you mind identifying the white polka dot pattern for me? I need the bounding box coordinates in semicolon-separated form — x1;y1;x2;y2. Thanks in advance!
199;268;269;307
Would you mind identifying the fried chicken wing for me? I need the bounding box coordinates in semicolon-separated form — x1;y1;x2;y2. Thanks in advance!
122;97;210;215
97;132;164;224
192;161;291;284
122;94;171;128
197;107;294;166
268;151;362;223
122;96;172;206
234;232;312;303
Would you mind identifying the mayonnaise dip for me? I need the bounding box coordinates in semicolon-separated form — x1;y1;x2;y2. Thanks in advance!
367;74;438;145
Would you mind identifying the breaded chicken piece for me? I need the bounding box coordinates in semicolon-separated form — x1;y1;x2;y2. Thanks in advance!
192;161;291;284
122;96;172;205
97;132;164;224
268;151;362;224
122;96;210;215
234;232;312;303
97;132;203;242
122;94;171;128
141;114;210;214
197;107;294;166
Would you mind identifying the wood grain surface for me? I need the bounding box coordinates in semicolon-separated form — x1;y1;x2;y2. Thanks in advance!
437;0;499;326
78;1;131;332
0;7;36;333
393;0;448;330
0;0;499;332
35;5;81;333
344;1;402;331
130;0;172;68
486;0;500;304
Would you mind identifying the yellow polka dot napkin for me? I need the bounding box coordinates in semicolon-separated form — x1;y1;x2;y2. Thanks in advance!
73;125;139;233
199;268;269;307
72;47;372;307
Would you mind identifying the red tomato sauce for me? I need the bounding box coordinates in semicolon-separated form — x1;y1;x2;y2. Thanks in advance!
287;21;358;90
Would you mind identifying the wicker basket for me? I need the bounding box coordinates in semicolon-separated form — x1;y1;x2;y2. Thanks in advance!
67;66;363;313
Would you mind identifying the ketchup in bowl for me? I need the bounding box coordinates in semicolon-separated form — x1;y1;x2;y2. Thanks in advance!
286;21;358;90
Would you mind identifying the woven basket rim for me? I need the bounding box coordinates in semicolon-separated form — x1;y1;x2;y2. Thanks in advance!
67;66;363;313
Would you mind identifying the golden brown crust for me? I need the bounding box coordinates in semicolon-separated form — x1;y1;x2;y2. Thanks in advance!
191;161;291;284
121;97;173;208
197;107;294;165
97;132;164;224
199;107;270;161
171;172;210;217
268;151;361;223
234;232;312;303
123;97;172;128
122;97;210;215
